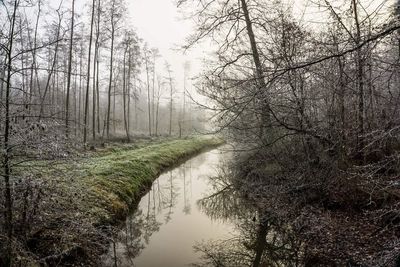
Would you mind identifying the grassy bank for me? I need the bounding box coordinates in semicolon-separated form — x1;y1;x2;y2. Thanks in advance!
82;136;224;223
10;136;224;266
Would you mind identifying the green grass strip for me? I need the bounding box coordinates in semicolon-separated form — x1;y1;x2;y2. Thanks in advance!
79;136;224;224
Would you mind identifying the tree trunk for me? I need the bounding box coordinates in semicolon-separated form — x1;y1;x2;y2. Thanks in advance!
152;55;156;132
3;1;18;265
92;47;97;140
145;53;152;136
123;46;130;141
127;47;132;133
169;79;173;136
78;41;83;135
182;69;187;136
96;1;101;135
113;77;116;134
96;48;101;135
29;0;41;116
19;17;27;120
352;0;365;158
65;0;75;138
252;221;268;267
84;0;96;144
74;59;78;136
39;10;62;120
155;99;160;136
134;77;138;130
106;0;115;138
0;58;5;132
240;0;270;140
92;20;98;141
155;78;161;136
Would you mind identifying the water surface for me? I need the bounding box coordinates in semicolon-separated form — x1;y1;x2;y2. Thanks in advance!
102;149;235;267
102;148;302;267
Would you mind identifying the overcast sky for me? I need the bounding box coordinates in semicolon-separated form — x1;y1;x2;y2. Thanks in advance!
119;0;396;103
127;0;204;99
128;0;189;52
125;0;395;75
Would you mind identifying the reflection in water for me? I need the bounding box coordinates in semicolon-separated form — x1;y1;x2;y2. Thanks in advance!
102;149;303;267
181;163;191;215
198;167;250;222
102;149;234;267
194;166;303;267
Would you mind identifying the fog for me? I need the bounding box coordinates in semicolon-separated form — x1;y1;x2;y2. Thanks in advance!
1;0;400;266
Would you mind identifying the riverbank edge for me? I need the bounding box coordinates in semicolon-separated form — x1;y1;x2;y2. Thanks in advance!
233;152;400;266
86;136;225;224
28;136;225;266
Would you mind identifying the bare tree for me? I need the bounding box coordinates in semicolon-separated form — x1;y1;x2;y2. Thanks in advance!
352;0;365;157
155;75;163;136
105;0;125;138
83;0;96;144
165;62;174;136
144;46;152;136
122;32;130;141
95;0;102;136
3;1;19;265
39;4;64;120
65;0;76;138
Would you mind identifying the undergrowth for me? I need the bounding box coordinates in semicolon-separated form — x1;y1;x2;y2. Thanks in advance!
1;136;224;266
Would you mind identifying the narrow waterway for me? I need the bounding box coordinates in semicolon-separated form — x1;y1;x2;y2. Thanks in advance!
102;148;302;267
102;148;236;267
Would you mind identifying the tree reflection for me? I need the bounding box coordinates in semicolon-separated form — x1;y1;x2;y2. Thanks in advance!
198;167;252;222
164;171;179;223
179;162;192;215
104;169;180;266
194;168;303;267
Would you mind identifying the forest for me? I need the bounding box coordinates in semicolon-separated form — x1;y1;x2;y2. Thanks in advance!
1;0;400;266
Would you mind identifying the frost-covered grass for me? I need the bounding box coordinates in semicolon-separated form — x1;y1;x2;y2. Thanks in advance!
76;136;224;223
9;136;223;265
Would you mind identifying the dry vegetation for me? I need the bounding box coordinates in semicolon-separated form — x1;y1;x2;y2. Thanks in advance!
175;0;400;265
0;136;223;266
231;140;400;266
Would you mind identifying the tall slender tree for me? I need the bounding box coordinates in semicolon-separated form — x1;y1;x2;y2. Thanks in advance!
144;47;152;136
106;0;117;138
65;0;76;137
3;1;19;265
83;0;96;144
165;62;174;136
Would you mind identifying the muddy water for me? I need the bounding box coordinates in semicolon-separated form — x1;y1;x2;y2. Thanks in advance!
102;148;236;267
